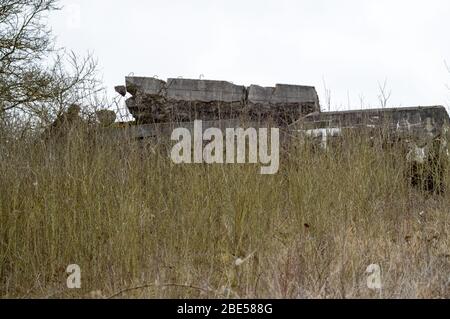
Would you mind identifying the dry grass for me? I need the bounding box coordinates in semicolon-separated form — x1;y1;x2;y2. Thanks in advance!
0;126;449;299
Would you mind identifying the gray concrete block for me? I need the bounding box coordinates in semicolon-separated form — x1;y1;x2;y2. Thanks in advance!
299;106;450;139
247;85;275;104
166;78;246;103
118;76;321;124
248;84;320;108
271;84;319;105
125;76;166;96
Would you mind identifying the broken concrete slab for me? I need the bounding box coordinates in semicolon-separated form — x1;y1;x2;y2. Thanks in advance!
247;84;320;106
298;106;449;135
125;76;166;96
247;85;275;104
118;76;320;124
292;106;450;152
166;78;246;103
246;84;320;125
272;84;320;105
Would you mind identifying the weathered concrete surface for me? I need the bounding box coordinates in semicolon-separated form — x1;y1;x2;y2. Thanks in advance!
291;106;450;155
124;77;168;123
125;76;166;96
247;84;318;104
295;106;449;137
166;78;246;103
118;76;321;124
109;106;450;143
290;105;450;194
246;84;319;124
273;84;319;104
247;85;274;103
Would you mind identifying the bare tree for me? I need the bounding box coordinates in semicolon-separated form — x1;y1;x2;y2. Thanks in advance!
0;0;103;130
377;79;392;108
0;0;56;110
24;51;103;126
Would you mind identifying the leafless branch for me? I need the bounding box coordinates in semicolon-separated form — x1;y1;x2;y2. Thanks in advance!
377;79;392;108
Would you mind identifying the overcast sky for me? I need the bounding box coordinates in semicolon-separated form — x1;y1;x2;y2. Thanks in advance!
49;0;450;112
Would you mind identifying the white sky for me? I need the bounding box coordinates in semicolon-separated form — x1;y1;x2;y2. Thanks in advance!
49;0;450;112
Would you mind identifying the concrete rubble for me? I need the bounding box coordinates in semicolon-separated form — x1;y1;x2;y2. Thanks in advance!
114;76;450;151
117;76;320;124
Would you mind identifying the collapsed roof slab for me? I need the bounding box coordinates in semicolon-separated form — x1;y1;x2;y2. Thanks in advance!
125;76;166;96
247;85;275;104
166;78;246;103
119;76;321;124
272;84;320;105
248;84;320;108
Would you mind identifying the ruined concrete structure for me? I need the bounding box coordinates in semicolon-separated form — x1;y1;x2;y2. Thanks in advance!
114;76;450;146
112;75;450;193
294;106;450;142
291;105;450;194
298;106;450;152
298;106;449;132
116;76;320;125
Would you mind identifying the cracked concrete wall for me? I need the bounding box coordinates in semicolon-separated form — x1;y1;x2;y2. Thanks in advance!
166;78;246;103
117;76;320;124
292;106;450;150
248;84;319;104
246;84;319;124
297;106;449;136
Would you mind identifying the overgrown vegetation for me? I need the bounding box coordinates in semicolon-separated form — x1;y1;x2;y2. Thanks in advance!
0;129;448;298
0;0;448;300
0;0;103;135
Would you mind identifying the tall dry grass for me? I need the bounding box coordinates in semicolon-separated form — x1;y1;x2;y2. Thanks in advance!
0;126;448;298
